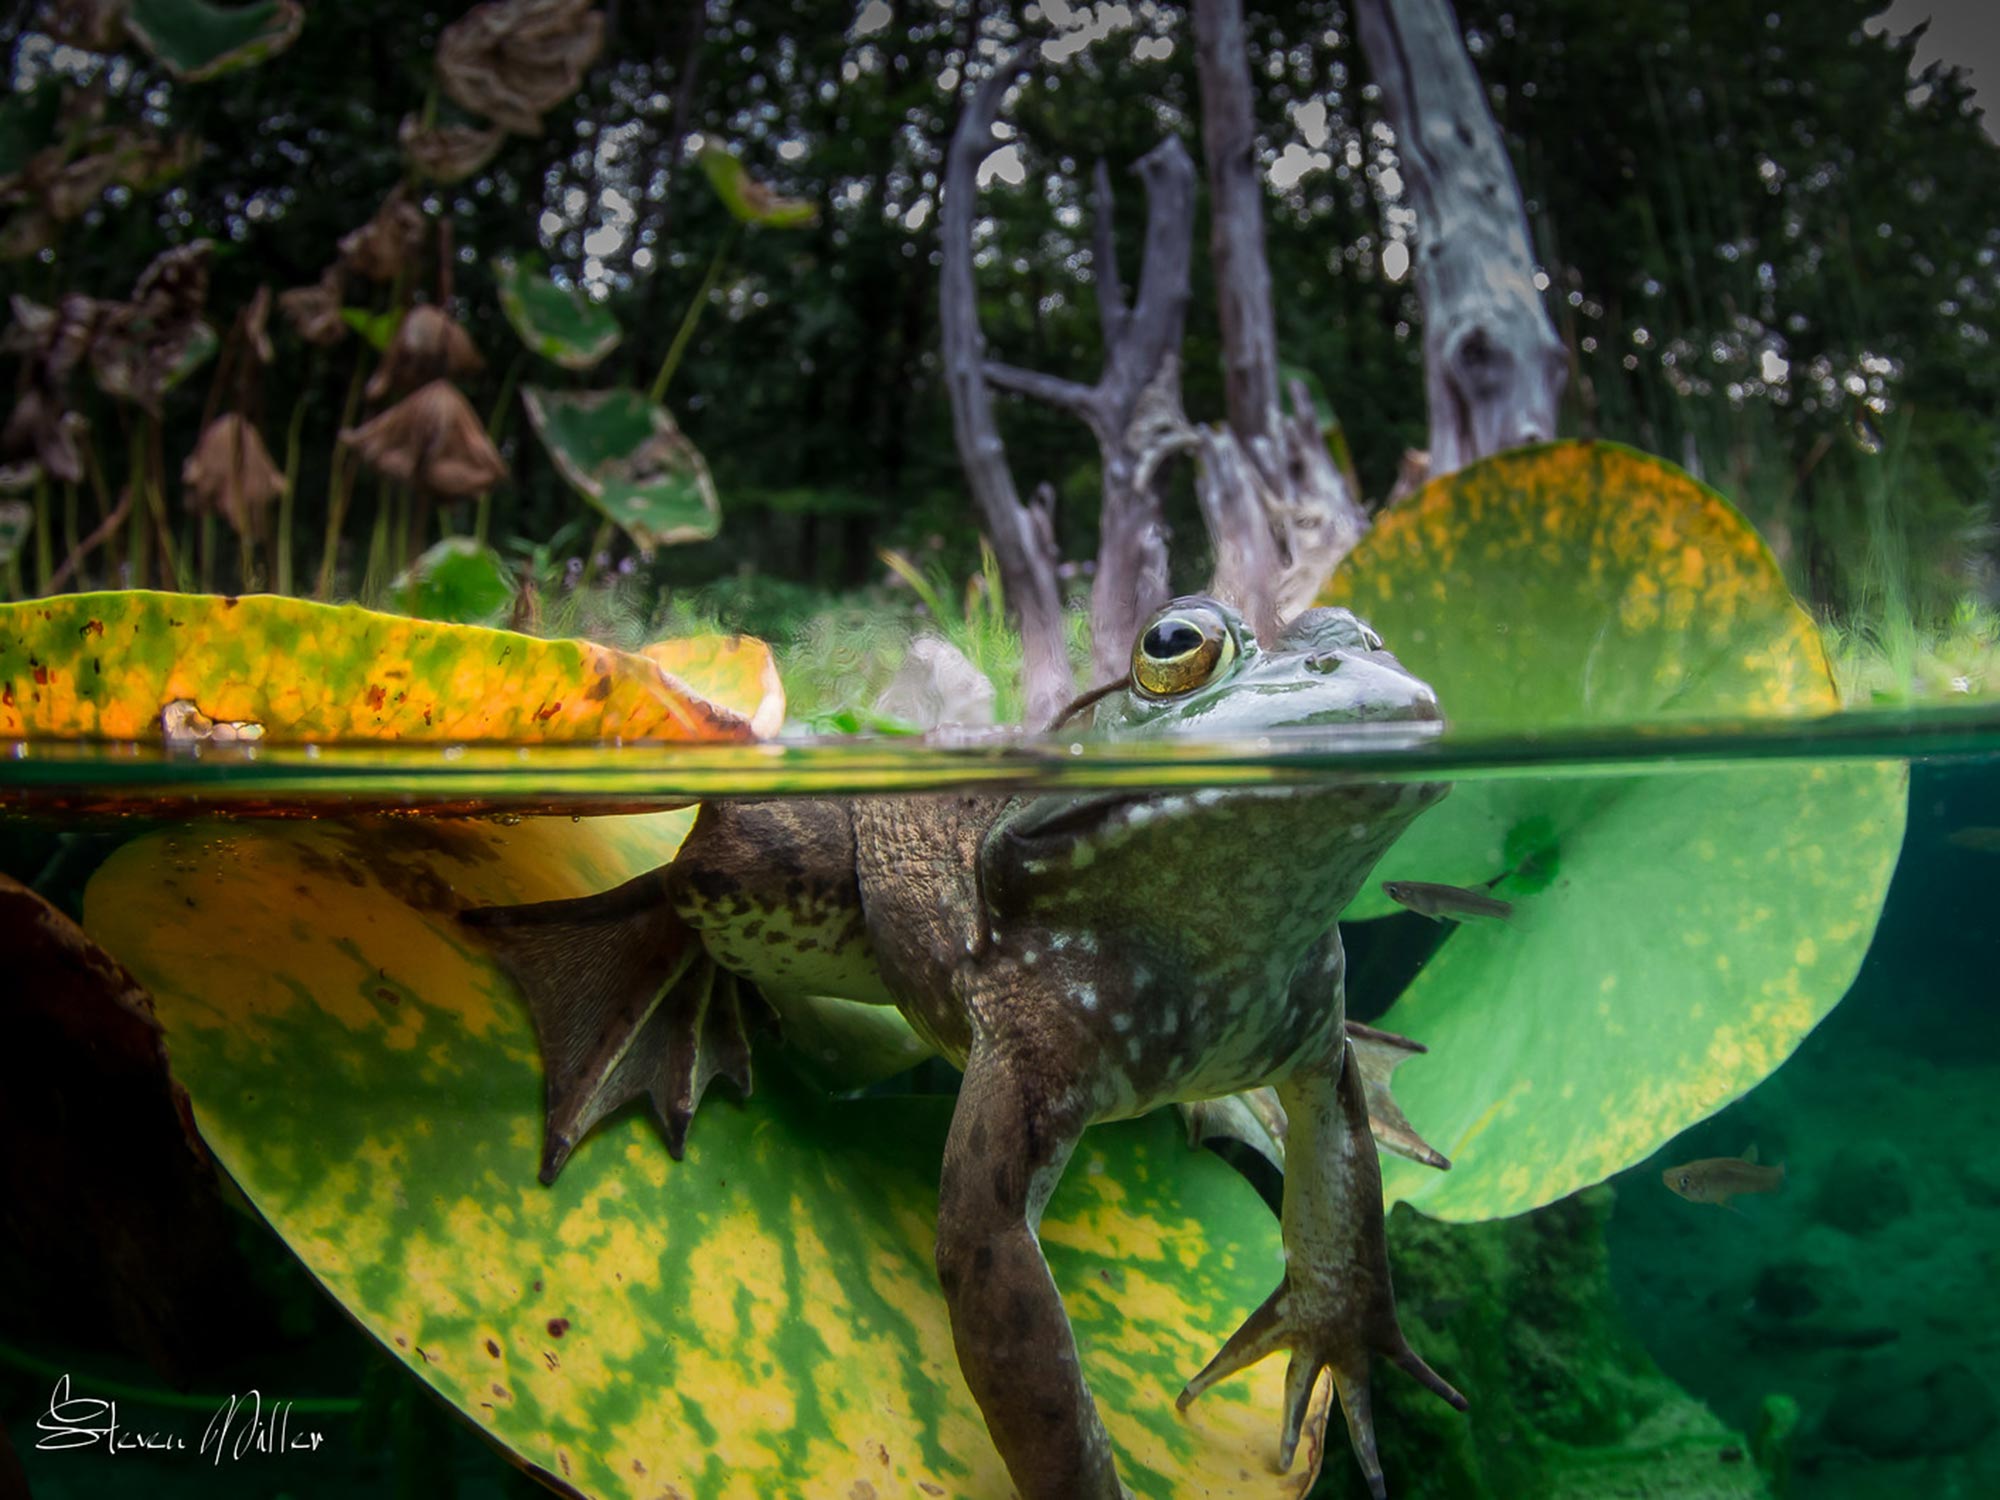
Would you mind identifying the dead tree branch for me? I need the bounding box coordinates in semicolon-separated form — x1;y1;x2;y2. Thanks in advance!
946;60;1201;689
1191;0;1371;633
1354;0;1566;477
940;58;1073;728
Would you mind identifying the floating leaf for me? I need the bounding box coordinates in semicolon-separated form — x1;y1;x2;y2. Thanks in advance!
123;0;306;82
388;537;516;626
1319;441;1907;1220
0;591;757;743
493;256;620;370
522;386;719;548
699;144;818;228
640;633;785;738
84;815;1329;1500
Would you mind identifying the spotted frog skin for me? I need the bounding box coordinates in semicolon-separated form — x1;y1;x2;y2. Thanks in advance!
465;597;1465;1499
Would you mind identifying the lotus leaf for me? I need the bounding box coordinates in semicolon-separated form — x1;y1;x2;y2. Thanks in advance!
494;256;621;370
699;144;818;228
522;386;719;548
387;537;516;627
123;0;306;82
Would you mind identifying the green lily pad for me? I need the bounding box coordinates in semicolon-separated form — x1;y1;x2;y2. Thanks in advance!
124;0;305;82
388;536;516;626
522;386;720;548
493;256;621;371
698;144;818;228
82;815;1329;1500
1321;441;1908;1220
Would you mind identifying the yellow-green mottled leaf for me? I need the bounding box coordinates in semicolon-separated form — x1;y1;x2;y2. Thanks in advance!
84;817;1329;1500
0;591;755;743
640;634;786;738
1318;441;1907;1219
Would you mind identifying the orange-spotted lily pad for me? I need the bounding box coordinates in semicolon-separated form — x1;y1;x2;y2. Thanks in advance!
1319;441;1907;1219
640;634;785;738
83;813;1330;1500
0;591;759;744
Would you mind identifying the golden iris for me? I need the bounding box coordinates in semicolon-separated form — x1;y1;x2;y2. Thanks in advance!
1132;605;1235;697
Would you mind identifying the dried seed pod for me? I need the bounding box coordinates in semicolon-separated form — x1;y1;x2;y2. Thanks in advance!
278;263;348;346
364;304;484;402
338;188;427;282
181;413;286;539
436;0;604;136
339;379;506;498
398;114;506;183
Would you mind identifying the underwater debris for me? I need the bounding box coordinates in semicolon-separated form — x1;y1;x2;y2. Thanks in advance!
161;698;265;746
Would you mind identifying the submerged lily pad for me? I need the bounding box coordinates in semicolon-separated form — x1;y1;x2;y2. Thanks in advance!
1321;441;1907;1220
388;537;516;626
83;816;1329;1500
493;257;621;371
0;591;756;743
124;0;306;82
522;386;720;548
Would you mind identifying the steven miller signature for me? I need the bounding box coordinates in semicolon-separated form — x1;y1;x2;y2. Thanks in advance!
35;1375;327;1463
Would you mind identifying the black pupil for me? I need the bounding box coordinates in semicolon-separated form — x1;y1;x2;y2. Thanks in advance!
1144;620;1204;660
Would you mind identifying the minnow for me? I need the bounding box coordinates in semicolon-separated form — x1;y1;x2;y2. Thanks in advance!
1381;879;1513;922
1663;1145;1786;1208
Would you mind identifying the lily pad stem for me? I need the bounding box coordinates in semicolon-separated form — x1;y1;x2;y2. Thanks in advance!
648;223;739;406
315;353;369;599
277;368;312;597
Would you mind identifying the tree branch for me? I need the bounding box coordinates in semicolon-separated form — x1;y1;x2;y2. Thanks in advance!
983;361;1100;419
941;56;1073;728
1091;159;1130;350
1353;0;1565;476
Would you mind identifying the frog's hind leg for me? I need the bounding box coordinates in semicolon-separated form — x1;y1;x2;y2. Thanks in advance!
1179;1039;1464;1500
461;871;767;1181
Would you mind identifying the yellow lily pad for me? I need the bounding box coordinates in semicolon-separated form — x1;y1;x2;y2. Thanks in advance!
83;814;1329;1500
0;591;756;744
640;634;786;738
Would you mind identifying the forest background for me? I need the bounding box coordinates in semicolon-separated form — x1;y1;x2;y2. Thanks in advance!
4;0;1998;714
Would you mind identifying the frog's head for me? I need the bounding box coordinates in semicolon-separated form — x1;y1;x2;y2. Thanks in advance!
1089;595;1441;739
984;597;1447;965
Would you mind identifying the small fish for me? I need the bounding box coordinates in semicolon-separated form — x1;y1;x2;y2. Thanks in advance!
1381;880;1513;923
1663;1145;1786;1208
1947;826;2000;855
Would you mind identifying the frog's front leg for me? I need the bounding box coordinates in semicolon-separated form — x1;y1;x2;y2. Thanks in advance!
1179;1038;1466;1498
935;1038;1124;1500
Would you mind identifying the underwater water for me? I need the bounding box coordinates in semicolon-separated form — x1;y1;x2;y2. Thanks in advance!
1;716;1996;1500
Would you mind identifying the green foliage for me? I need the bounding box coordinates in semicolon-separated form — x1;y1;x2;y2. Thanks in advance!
522;386;720;549
386;536;515;626
123;0;305;83
493;255;622;371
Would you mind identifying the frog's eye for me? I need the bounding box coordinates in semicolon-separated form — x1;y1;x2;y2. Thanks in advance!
1132;604;1236;698
1360;622;1385;652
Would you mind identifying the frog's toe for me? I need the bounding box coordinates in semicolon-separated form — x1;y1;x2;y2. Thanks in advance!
1178;1278;1463;1495
462;874;769;1179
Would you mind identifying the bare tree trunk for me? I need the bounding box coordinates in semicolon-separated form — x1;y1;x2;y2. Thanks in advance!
940;60;1073;728
1354;0;1566;477
985;139;1199;683
1191;0;1369;634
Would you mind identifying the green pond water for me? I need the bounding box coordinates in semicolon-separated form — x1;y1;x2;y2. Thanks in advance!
2;712;1996;1500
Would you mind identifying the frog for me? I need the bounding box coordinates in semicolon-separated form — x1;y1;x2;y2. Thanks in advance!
462;595;1466;1500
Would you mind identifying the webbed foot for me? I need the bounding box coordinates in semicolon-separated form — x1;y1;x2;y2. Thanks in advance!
461;873;770;1181
1177;1041;1464;1498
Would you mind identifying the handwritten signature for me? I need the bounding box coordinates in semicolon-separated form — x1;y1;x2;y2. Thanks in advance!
36;1375;326;1463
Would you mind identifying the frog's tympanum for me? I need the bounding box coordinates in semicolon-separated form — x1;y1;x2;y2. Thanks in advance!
464;597;1465;1499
